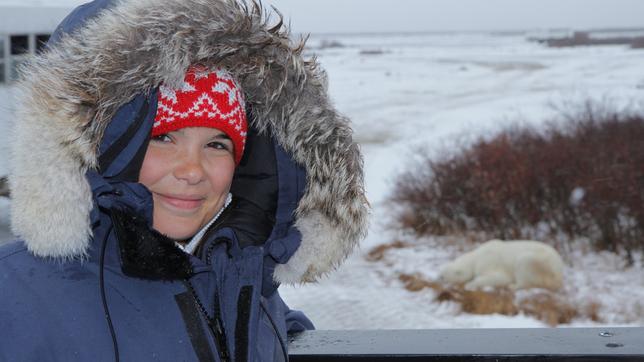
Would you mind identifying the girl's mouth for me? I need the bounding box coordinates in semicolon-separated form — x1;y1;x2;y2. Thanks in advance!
156;193;205;210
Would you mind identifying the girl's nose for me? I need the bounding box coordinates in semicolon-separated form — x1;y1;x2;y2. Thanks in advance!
173;151;205;185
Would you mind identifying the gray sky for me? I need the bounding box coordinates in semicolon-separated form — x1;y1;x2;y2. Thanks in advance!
1;0;643;34
267;0;644;34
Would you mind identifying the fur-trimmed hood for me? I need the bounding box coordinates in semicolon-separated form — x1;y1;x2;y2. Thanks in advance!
9;0;368;284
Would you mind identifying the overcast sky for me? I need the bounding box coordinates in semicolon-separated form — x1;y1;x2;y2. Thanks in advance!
1;0;643;34
268;0;644;34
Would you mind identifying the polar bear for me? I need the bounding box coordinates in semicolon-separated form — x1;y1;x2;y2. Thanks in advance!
439;240;564;291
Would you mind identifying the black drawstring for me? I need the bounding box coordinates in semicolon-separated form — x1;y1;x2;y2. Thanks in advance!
99;224;120;362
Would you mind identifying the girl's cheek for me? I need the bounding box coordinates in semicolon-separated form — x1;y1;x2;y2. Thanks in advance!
140;147;172;185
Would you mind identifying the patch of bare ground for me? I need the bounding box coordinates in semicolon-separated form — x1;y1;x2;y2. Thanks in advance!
359;49;387;56
366;240;412;262
397;272;596;327
533;31;644;49
0;177;8;198
472;61;546;72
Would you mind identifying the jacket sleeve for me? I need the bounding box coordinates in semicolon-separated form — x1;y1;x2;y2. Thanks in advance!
285;307;315;334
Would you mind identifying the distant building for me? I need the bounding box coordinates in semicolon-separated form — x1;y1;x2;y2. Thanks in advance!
0;6;72;84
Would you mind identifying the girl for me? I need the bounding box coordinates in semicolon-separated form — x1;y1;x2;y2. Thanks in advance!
0;0;367;361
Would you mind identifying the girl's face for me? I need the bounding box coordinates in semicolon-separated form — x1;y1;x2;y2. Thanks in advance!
139;127;235;240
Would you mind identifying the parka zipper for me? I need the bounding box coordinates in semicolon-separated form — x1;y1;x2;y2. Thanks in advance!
183;279;230;362
198;235;289;361
204;237;232;360
182;237;235;361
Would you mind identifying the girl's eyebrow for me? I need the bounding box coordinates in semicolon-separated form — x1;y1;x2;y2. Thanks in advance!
213;133;231;140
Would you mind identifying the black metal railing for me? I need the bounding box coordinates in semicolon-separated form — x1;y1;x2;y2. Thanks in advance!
289;327;644;361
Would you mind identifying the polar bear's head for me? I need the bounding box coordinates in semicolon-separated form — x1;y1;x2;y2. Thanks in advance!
439;261;474;284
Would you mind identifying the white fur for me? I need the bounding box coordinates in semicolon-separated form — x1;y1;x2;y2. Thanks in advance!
274;211;357;283
439;240;565;291
9;98;94;259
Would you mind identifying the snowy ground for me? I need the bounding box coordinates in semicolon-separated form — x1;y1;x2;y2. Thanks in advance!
1;31;643;329
278;32;644;329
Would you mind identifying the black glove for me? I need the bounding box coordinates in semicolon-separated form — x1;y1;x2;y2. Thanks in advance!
209;125;278;248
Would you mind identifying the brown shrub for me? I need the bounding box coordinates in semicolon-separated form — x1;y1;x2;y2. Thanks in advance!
632;37;644;49
0;177;8;198
535;31;644;49
392;101;644;262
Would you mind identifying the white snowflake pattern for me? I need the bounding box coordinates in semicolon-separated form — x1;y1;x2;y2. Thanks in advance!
159;85;178;105
212;81;238;105
159;80;196;105
214;69;234;81
180;80;197;93
193;68;211;80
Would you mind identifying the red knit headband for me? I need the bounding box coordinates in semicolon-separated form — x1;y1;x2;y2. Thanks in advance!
153;66;248;164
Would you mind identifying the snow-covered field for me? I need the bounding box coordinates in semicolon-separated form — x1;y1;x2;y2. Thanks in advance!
1;31;643;329
278;32;644;329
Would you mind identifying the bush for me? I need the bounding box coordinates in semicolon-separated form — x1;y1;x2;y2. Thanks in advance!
392;101;644;262
536;31;644;49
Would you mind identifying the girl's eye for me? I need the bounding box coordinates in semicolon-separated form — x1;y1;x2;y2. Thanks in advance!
207;141;232;152
151;134;172;143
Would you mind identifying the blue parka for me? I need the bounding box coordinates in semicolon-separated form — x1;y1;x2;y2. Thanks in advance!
0;0;368;361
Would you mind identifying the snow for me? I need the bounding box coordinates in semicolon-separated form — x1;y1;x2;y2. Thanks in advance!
279;32;644;329
1;31;643;329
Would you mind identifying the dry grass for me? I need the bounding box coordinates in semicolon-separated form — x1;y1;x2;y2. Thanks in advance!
399;273;443;292
438;287;519;316
397;272;592;326
517;291;579;325
366;240;411;262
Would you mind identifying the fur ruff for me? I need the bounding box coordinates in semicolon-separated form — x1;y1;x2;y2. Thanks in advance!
9;0;368;283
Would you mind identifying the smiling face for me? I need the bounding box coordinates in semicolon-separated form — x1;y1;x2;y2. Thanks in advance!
139;127;235;240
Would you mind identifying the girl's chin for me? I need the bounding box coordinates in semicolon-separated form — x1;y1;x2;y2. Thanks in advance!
152;218;201;240
157;229;197;241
